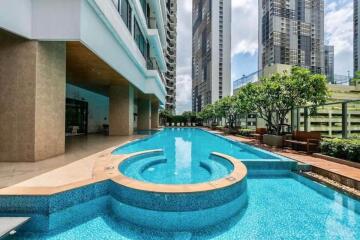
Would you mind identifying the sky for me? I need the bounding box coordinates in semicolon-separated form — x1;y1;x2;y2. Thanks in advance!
175;0;354;114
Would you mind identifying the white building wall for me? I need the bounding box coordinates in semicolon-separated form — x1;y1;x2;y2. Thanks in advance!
0;0;32;37
0;0;167;104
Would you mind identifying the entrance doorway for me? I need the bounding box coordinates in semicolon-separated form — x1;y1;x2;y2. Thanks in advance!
66;98;88;136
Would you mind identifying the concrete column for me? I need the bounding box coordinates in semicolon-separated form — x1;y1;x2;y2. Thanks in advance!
0;30;66;162
109;84;134;136
137;97;152;131
151;102;160;129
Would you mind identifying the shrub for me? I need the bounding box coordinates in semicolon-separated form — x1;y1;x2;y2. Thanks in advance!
321;138;360;162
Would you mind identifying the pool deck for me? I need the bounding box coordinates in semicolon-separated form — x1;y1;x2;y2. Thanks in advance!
0;134;144;190
205;129;360;191
0;128;359;196
0;217;30;239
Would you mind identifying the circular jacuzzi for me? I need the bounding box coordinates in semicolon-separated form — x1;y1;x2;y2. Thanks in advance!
119;150;235;184
110;150;248;231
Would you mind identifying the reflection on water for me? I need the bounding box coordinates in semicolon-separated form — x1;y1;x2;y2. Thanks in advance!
175;137;192;183
325;192;358;240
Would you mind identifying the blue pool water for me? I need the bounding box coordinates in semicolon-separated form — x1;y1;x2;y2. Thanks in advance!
114;128;288;184
114;128;280;160
3;128;360;239
8;174;360;240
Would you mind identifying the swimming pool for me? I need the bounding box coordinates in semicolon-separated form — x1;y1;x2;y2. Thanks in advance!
4;173;360;239
1;128;360;239
114;128;296;184
114;128;283;161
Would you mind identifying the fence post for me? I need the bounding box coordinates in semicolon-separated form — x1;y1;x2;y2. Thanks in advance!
296;108;300;131
342;102;348;139
304;107;309;132
290;108;295;132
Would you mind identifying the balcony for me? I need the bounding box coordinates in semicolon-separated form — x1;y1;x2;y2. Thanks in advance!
147;29;167;72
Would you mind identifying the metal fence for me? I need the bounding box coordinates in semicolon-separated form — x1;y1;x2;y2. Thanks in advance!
234;100;360;139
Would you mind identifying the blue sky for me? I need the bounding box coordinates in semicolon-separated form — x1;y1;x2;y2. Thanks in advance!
176;0;354;114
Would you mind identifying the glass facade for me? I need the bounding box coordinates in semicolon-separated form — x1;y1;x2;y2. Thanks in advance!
134;20;148;59
120;0;132;31
111;0;149;60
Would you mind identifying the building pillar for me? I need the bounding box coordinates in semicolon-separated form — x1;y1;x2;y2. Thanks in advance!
109;84;134;136
0;31;66;162
151;101;159;129
137;97;152;131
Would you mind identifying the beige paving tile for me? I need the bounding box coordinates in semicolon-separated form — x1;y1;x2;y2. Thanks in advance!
0;134;143;189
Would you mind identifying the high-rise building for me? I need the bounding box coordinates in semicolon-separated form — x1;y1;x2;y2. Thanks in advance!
0;0;168;162
165;0;177;113
324;45;335;83
192;0;231;112
259;0;325;74
355;0;360;73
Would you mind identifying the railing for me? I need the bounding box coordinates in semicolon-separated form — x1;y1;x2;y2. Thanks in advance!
147;57;166;85
292;100;360;139
234;100;360;139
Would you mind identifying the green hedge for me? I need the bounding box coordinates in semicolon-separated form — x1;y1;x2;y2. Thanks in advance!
320;138;360;162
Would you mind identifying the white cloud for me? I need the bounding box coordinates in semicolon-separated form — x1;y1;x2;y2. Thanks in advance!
231;0;258;57
325;0;353;74
176;0;192;114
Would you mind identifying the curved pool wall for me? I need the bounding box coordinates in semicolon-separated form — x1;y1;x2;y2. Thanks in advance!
110;181;247;231
112;150;248;231
0;180;248;233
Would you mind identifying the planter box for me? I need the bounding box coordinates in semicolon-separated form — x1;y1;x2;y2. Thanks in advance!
263;134;284;147
313;153;360;169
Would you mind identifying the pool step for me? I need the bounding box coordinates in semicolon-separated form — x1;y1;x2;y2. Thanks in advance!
0;217;30;239
201;160;230;180
124;155;167;181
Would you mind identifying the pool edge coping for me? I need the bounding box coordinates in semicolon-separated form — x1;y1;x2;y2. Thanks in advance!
112;150;247;194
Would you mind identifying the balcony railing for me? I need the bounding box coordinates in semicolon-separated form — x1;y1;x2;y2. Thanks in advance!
147;57;166;85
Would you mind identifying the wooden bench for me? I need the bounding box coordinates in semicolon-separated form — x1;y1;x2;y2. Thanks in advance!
284;131;321;153
250;128;267;142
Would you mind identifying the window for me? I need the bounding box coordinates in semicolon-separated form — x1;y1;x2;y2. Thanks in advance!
134;20;147;59
121;0;132;31
140;0;147;19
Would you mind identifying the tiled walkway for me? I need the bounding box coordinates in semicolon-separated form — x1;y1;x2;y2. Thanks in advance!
0;134;142;188
227;134;360;183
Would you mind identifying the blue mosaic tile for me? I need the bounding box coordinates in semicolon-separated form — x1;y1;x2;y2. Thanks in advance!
0;196;49;214
109;179;247;212
49;180;110;213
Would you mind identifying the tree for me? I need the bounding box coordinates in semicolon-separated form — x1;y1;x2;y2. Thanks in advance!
215;95;245;129
239;66;329;135
159;109;173;125
352;71;360;86
182;111;198;125
199;104;219;126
